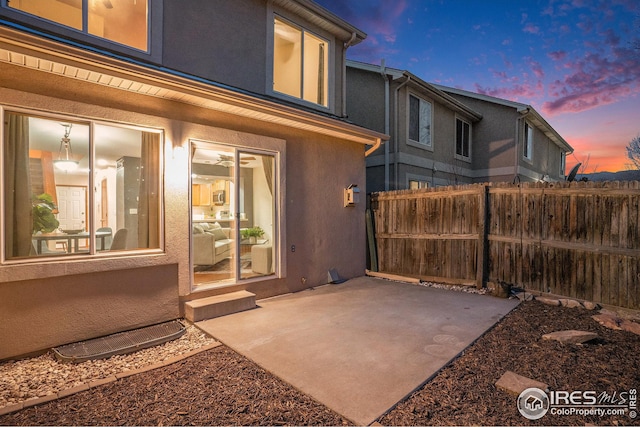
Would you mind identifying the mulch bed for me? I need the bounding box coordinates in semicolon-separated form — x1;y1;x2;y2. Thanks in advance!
380;300;640;426
1;299;639;426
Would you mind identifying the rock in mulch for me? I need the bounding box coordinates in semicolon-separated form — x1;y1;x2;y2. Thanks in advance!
592;313;623;330
592;312;640;336
536;296;560;306
542;330;598;344
495;371;548;396
621;319;640;335
559;299;584;309
583;301;600;310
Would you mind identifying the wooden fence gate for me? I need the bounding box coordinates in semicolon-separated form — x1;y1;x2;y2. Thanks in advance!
370;181;640;310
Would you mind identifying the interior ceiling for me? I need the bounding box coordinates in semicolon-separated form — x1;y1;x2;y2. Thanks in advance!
28;116;141;165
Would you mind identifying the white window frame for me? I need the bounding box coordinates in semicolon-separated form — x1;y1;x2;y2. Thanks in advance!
271;14;331;110
1;107;165;264
407;93;433;149
560;152;566;177
454;116;472;162
524;122;534;162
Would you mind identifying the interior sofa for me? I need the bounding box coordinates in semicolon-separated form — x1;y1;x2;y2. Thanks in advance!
192;222;232;266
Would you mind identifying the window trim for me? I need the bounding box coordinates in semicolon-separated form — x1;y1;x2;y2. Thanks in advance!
523;122;534;163
268;12;333;112
1;106;165;265
406;92;433;151
454;115;472;163
559;152;566;177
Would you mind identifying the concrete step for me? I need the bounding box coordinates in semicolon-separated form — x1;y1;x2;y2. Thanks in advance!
184;290;256;322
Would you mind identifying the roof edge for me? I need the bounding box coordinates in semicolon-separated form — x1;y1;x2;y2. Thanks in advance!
0;23;387;146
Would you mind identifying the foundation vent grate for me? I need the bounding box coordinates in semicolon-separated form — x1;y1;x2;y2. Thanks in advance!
52;320;186;363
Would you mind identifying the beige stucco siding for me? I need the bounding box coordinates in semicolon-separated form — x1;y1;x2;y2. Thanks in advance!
0;55;367;358
162;0;268;95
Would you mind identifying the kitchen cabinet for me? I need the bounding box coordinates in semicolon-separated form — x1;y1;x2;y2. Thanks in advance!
192;183;211;206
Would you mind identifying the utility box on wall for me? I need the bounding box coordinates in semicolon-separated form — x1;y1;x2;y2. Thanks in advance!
344;184;360;207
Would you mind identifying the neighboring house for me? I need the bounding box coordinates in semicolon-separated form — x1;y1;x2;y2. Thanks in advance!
0;1;385;360
346;61;573;192
431;85;573;184
347;60;483;192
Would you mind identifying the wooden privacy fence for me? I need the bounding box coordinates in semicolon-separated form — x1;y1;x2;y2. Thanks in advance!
370;181;640;310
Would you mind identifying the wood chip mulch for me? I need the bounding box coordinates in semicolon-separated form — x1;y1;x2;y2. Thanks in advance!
1;299;639;426
380;299;640;426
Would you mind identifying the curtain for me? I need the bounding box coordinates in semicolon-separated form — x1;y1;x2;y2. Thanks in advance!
262;155;273;195
137;132;160;249
4;113;33;258
317;43;325;105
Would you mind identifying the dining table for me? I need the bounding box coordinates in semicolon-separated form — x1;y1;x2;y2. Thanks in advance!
32;230;113;254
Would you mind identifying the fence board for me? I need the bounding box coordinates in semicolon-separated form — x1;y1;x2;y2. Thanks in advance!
371;181;640;310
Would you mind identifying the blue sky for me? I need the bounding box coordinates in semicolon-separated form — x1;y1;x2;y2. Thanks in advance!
315;0;640;172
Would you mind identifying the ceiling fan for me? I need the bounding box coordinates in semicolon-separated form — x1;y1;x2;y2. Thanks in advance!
215;154;256;167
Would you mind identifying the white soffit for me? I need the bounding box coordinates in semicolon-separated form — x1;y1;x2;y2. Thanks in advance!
0;38;384;146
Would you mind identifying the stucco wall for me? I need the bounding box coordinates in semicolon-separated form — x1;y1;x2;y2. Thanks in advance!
445;95;519;174
162;0;267;94
346;67;387;135
0;265;179;360
0;54;367;358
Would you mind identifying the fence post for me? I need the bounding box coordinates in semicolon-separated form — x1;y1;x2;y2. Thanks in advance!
476;185;489;289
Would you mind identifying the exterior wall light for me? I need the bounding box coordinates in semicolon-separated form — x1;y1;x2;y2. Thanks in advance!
344;184;360;207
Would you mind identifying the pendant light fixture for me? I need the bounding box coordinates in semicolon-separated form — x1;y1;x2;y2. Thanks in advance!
54;124;79;172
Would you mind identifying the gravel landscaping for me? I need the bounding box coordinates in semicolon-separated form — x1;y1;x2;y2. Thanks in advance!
1;293;639;426
0;324;216;411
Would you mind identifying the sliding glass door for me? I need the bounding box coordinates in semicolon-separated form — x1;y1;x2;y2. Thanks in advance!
191;141;276;289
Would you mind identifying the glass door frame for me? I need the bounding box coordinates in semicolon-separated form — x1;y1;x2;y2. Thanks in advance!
190;140;279;292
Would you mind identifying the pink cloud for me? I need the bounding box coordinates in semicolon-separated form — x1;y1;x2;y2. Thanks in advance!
474;81;544;102
547;51;567;61
542;47;640;115
523;23;540;34
527;58;545;79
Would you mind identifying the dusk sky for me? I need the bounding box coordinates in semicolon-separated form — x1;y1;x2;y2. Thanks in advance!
315;0;640;173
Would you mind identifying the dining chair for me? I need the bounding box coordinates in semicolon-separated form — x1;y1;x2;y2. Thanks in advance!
97;227;113;250
109;228;128;251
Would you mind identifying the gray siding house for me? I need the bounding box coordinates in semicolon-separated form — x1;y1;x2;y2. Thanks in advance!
433;85;573;183
346;61;573;192
0;1;385;360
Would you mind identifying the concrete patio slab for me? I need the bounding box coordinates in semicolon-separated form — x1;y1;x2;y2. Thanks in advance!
196;276;519;425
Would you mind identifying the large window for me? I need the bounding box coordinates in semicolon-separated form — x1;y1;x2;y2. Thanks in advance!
524;123;534;161
273;16;329;107
2;111;162;261
455;117;471;160
7;0;149;51
409;94;432;147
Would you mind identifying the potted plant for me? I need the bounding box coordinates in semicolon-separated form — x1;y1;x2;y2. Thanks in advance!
241;226;265;244
32;193;60;233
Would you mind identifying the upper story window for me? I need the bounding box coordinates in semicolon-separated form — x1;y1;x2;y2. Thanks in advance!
455;117;471;160
273;16;329;107
2;109;162;263
524;123;534;161
7;0;149;51
408;94;432;147
560;152;566;177
409;179;429;190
